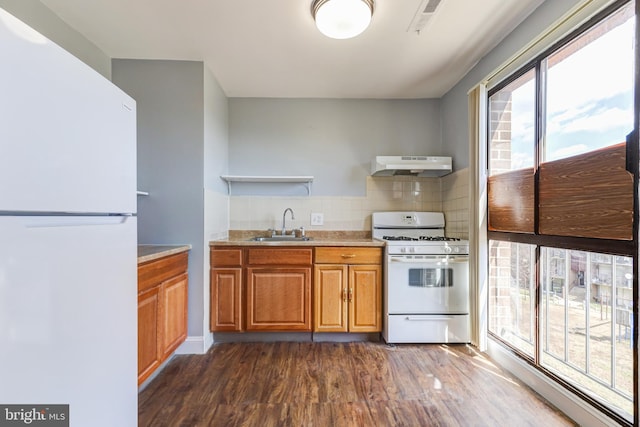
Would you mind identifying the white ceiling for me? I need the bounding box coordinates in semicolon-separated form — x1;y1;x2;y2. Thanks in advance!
39;0;545;99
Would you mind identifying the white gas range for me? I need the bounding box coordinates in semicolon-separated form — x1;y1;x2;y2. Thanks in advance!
372;212;470;344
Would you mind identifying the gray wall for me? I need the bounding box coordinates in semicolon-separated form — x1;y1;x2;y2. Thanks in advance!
204;68;230;192
228;98;442;196
0;0;110;78
441;0;583;168
203;68;230;346
112;59;206;336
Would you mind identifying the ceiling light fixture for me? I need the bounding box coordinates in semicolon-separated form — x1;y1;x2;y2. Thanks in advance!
311;0;374;40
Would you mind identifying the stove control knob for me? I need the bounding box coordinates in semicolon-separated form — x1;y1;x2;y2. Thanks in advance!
409;247;415;253
444;246;453;254
400;247;406;253
454;246;460;253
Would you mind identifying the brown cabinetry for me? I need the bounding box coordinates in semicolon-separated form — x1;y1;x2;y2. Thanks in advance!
210;246;313;332
138;286;161;382
161;273;189;358
246;266;311;331
314;247;382;333
210;248;243;331
138;251;189;385
245;247;312;331
210;245;381;335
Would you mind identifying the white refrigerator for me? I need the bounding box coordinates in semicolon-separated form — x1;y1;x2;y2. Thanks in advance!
0;8;138;427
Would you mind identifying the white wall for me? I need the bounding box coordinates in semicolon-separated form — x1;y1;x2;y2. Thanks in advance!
228;98;443;196
113;60;230;352
228;171;469;240
203;66;230;350
204;69;230;194
441;0;584;168
0;0;110;78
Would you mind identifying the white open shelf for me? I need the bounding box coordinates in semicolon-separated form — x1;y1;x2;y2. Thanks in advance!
220;175;314;195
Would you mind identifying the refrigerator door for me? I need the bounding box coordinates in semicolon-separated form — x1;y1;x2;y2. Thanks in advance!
0;9;136;214
0;216;137;427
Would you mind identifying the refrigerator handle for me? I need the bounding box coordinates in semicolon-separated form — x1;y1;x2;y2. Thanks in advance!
23;216;132;229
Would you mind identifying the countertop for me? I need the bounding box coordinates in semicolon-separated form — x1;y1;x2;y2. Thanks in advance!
138;244;192;264
210;238;384;247
210;230;384;248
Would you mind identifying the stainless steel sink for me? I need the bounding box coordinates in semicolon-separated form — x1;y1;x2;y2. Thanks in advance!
250;236;313;242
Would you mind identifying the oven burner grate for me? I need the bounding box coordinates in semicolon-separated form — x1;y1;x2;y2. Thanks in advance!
419;236;461;241
382;235;461;241
383;236;417;241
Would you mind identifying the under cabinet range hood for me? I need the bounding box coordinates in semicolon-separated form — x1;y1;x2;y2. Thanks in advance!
371;156;452;177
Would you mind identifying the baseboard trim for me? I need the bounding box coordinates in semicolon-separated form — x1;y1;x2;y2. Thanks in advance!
175;334;214;355
177;332;380;349
138;356;174;392
212;332;312;343
210;332;381;343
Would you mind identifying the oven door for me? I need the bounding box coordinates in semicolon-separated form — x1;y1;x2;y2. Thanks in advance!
386;254;469;314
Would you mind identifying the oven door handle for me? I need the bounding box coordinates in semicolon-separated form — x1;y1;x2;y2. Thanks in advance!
389;256;469;263
404;316;455;321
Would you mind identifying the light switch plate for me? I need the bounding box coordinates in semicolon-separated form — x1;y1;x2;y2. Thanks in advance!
310;213;324;226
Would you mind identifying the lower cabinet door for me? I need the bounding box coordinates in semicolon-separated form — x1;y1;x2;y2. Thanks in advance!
349;265;382;332
161;273;189;358
314;265;348;332
246;267;311;331
138;286;161;384
210;267;243;331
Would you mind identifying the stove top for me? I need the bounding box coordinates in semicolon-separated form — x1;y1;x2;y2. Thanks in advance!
380;238;469;255
372;211;469;255
382;235;461;242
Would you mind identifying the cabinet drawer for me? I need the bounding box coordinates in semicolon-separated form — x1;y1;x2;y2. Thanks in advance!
138;252;188;293
315;247;382;264
247;248;313;265
210;248;243;266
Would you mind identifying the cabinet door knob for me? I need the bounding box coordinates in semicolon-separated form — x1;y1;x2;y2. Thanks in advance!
348;288;353;302
343;288;348;302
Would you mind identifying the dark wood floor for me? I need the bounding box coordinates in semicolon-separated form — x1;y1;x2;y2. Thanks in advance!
139;341;576;426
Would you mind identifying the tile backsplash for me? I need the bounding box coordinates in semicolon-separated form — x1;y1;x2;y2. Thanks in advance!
441;168;469;239
229;168;469;239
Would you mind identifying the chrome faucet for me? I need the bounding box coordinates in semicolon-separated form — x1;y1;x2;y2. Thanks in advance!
282;208;295;235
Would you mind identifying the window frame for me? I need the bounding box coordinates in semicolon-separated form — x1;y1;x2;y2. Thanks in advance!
487;0;636;255
485;0;638;424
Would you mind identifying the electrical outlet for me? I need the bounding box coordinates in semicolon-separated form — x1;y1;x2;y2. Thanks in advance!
310;213;324;226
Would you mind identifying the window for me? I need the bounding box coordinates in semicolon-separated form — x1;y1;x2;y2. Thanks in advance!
487;70;536;233
486;1;636;423
489;241;535;357
489;68;536;175
544;7;634;162
540;249;633;415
